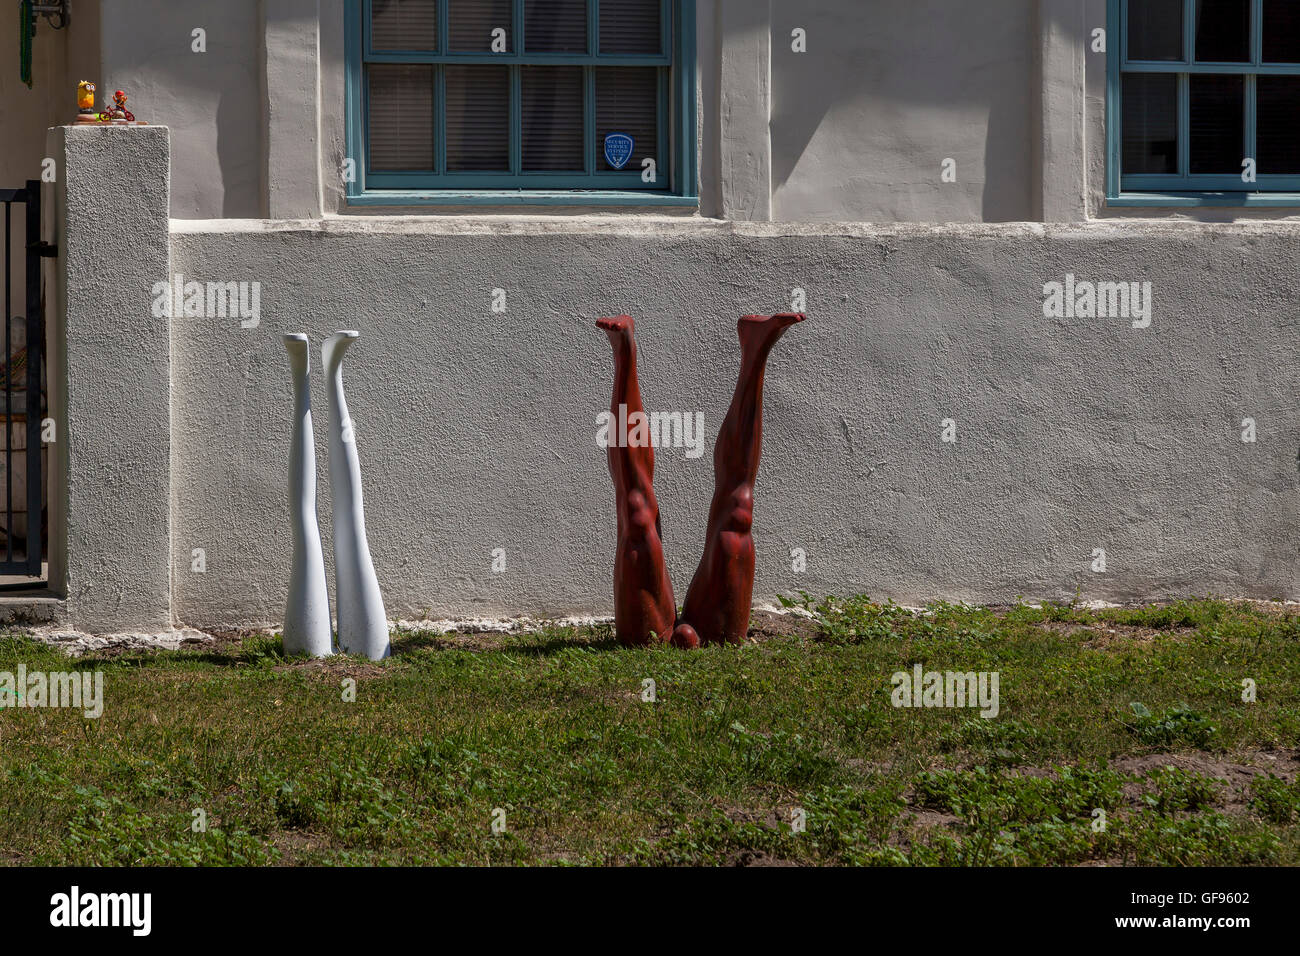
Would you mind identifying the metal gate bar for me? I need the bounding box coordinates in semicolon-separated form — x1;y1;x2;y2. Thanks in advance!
0;180;48;577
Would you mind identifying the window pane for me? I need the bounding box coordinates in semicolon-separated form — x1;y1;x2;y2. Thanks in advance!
448;0;511;52
596;67;658;171
1127;0;1183;60
599;0;661;55
445;65;509;170
1189;74;1244;173
371;0;438;50
522;67;585;170
1257;76;1300;173
1195;0;1249;62
1263;0;1300;62
368;64;434;170
1122;72;1178;174
526;0;587;53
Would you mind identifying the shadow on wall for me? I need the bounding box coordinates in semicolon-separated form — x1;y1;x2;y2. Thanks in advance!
767;0;1084;222
216;88;259;218
99;0;261;218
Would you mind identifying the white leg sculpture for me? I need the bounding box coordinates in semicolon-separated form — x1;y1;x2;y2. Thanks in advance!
282;334;334;657
322;330;390;660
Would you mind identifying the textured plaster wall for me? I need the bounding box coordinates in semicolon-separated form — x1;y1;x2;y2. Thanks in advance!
166;217;1300;626
49;126;172;631
41;0;1300;225
770;0;1036;222
98;0;262;218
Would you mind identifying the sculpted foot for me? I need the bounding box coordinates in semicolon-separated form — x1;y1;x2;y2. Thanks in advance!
737;312;805;359
597;314;635;352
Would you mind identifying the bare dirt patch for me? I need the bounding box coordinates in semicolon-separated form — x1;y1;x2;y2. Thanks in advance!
180;627;258;654
273;655;390;679
908;808;962;829
1113;750;1299;781
268;829;334;865
1114;750;1299;813
726;849;799;867
746;608;819;643
391;630;510;654
1040;621;1177;649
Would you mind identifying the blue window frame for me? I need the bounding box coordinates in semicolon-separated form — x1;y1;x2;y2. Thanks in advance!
1107;0;1300;205
344;0;698;205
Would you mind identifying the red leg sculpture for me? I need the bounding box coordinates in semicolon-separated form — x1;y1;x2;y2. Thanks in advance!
674;313;805;647
598;315;677;646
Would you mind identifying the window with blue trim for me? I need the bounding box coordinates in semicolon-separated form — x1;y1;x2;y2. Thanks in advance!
1108;0;1300;202
345;0;697;203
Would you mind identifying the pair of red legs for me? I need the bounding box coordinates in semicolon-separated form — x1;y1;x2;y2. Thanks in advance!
597;312;806;648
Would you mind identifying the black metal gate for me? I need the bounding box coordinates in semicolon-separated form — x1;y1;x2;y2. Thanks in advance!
0;180;49;577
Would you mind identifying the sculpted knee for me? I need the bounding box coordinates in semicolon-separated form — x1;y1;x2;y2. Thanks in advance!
725;487;754;535
626;489;658;538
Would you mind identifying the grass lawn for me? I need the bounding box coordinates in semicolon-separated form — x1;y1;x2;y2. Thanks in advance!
1;596;1299;866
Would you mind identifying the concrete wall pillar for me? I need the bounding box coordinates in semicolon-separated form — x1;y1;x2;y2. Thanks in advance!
718;0;771;221
261;0;323;219
47;125;172;631
1035;0;1088;221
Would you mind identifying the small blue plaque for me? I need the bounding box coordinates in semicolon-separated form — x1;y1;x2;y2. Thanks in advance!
603;132;634;170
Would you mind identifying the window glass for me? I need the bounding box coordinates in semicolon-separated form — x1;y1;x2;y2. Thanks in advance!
448;0;512;52
526;0;587;53
1122;72;1178;174
600;0;662;55
1188;74;1245;173
371;0;438;51
522;66;586;170
1128;0;1184;61
596;67;659;170
368;64;435;170
1194;0;1250;63
446;65;510;171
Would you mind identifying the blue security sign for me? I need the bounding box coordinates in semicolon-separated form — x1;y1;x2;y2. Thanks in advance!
603;132;634;170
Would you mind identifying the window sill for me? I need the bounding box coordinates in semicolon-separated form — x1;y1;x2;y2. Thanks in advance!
1108;191;1300;207
346;189;700;208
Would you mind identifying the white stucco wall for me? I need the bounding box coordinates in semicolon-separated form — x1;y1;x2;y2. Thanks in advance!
161;213;1300;625
27;7;1300;633
48;126;172;631
98;0;262;218
15;0;1300;224
770;0;1036;222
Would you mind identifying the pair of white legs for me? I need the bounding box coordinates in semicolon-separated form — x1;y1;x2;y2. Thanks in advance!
282;331;389;660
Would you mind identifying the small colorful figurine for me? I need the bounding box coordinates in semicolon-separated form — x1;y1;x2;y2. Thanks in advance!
106;89;135;123
75;80;99;123
72;82;146;126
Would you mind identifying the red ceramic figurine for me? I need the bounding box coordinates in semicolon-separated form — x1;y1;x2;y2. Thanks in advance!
107;89;135;122
597;315;677;647
598;312;806;648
